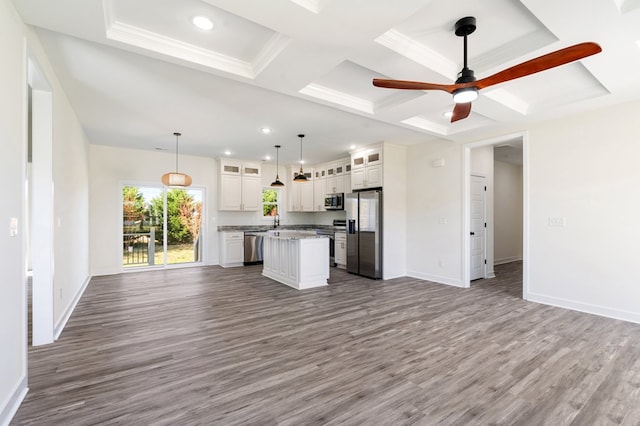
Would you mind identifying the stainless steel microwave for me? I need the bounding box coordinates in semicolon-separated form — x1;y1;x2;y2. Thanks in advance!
324;193;344;210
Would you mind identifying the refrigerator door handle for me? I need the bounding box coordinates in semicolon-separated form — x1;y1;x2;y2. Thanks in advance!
348;219;356;234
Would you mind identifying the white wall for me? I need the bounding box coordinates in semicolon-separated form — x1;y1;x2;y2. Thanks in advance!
406;139;464;286
1;0;91;422
527;101;640;323
494;160;523;264
470;145;495;277
89;144;218;275
0;0;29;421
382;143;407;279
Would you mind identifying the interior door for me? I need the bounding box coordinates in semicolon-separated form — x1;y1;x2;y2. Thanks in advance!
470;176;486;280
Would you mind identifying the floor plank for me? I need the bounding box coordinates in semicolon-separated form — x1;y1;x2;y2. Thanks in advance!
12;262;640;425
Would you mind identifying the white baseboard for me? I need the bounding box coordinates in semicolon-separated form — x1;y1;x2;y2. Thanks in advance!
0;375;28;426
494;256;522;266
526;292;640;325
406;270;466;288
54;276;90;339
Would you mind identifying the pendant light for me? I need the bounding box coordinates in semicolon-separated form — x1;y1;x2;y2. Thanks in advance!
270;144;284;187
293;133;308;182
161;132;192;187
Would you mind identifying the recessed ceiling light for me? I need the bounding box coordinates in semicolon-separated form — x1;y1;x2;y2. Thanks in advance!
443;111;453;118
349;144;356;150
224;150;231;156
260;127;272;134
265;155;271;161
192;16;214;31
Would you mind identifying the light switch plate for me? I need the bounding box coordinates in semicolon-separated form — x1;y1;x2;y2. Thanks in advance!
10;217;18;237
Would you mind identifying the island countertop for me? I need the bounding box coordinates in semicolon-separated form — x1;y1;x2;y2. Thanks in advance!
263;230;328;240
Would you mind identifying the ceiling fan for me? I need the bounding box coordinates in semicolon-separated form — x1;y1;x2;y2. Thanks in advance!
373;17;602;123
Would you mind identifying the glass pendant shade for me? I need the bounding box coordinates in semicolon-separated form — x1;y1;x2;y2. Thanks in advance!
162;132;192;187
293;134;308;182
271;144;284;187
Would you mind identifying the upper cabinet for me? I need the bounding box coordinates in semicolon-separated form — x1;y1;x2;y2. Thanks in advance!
288;167;315;212
218;159;261;211
351;147;382;190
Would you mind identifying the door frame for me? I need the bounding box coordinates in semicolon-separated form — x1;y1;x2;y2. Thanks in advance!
462;131;529;299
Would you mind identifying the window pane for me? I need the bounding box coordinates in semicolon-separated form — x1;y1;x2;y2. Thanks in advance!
262;189;279;217
165;188;203;265
122;185;163;268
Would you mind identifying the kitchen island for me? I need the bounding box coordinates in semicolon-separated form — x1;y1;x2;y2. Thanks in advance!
262;230;329;290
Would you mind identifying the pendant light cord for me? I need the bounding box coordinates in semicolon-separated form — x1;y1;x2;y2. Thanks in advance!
174;132;181;173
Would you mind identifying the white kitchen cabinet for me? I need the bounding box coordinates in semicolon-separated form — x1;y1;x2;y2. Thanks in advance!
351;147;382;190
218;160;261;211
263;231;329;289
219;231;244;267
288;167;314;212
335;231;346;269
314;176;326;211
325;158;350;194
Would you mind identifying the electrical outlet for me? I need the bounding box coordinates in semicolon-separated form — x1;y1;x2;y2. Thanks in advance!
59;288;63;299
438;259;445;268
438;217;448;225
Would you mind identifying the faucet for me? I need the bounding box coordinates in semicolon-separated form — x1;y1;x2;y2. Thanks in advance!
274;214;280;228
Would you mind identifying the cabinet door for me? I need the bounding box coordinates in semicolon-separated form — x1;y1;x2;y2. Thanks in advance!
325;175;337;194
365;164;382;188
314;178;326;211
219;174;242;210
226;240;244;264
300;182;314;211
242;175;261;211
351;168;365;190
335;233;346;266
352;154;366;169
366;149;382;166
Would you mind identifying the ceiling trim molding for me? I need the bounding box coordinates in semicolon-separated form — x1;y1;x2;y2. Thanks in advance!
401;116;448;135
375;28;458;80
483;88;529;115
252;33;291;77
299;83;374;113
105;20;254;78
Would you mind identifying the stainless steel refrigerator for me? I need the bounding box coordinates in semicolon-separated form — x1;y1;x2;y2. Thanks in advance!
346;189;382;279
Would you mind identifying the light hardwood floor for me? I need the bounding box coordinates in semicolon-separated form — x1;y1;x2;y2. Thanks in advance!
12;262;640;425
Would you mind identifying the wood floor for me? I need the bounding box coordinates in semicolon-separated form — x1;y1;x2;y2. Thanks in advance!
12;262;640;425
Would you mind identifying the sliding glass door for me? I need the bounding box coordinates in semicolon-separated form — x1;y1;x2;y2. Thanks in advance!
122;185;203;269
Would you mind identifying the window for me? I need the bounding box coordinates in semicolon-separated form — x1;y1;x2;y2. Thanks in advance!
262;188;279;217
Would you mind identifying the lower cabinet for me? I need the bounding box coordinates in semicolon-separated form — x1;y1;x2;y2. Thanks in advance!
220;231;244;267
335;231;346;269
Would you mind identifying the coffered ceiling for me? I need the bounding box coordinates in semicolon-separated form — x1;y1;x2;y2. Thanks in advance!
11;0;640;164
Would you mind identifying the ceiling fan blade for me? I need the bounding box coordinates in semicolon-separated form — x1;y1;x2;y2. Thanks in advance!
373;78;457;93
476;42;602;90
451;102;472;122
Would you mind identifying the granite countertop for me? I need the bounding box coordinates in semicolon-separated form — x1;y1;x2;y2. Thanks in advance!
263;230;328;240
218;224;345;233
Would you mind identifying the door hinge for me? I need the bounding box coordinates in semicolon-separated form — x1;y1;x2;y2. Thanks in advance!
484;186;487;191
484;222;487;228
484;259;487;264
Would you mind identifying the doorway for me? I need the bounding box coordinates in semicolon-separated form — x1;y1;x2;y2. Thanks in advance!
463;132;528;299
121;184;204;269
27;57;55;346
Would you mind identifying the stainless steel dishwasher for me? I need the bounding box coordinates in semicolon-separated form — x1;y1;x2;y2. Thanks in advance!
244;232;264;265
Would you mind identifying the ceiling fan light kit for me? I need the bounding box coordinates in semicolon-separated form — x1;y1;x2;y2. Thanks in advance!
372;16;602;123
161;132;192;187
